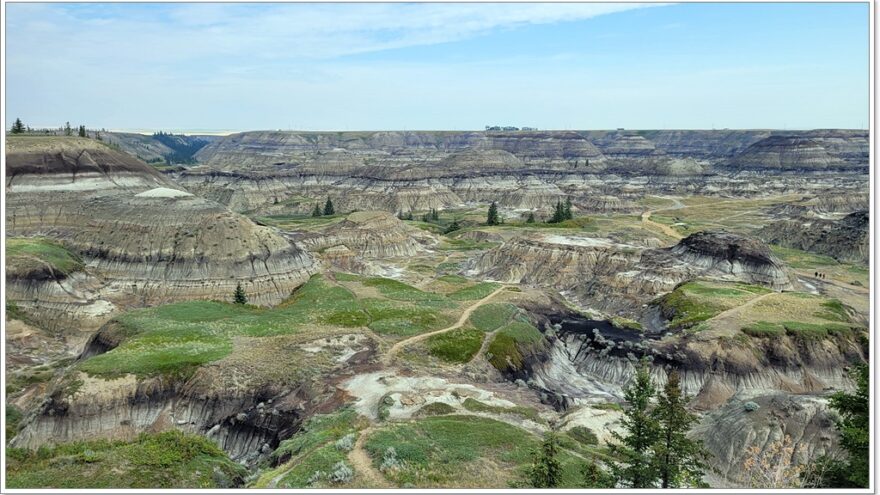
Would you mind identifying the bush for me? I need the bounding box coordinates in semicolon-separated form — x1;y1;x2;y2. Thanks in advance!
329;461;353;484
565;426;598;446
334;433;355;452
744;401;760;412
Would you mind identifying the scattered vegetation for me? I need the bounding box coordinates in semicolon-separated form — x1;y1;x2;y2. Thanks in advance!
461;398;545;424
363;415;583;487
6;430;246;488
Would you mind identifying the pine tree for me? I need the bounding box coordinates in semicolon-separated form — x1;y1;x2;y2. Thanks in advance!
527;432;562;488
431;208;439;221
563;197;573;220
549;200;565;223
443;219;461;234
487;201;500;226
64;122;72;136
609;361;660;488
78;125;86;138
526;212;536;224
11;118;25;134
583;457;616;488
809;364;869;487
651;371;709;488
312;203;322;217
233;282;248;305
323;197;335;216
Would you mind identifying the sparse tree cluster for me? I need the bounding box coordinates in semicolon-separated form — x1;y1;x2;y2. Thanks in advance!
548;197;574;224
312;197;335;217
524;362;709;489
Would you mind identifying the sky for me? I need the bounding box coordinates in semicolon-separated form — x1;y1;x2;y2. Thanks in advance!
4;2;870;132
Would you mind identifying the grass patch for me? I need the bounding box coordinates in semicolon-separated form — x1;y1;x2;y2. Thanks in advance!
436;238;499;251
447;282;500;301
782;321;854;340
427;327;483;363
437;274;468;284
363;415;583;487
363;277;448;303
655;281;759;330
461;398;545;424
486;320;543;373
469;303;519;332
415;402;457;417
6;237;84;277
76;275;455;378
6;430;246;489
741;321;785;338
565;426;598;446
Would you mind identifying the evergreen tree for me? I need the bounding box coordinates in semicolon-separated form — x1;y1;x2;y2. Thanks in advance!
583;457;616;488
609;361;660;488
78;125;87;137
808;364;869;487
651;371;709;488
421;212;430;222
323;197;335;216
312;203;322;217
487;201;500;226
527;432;562;488
64;122;72;136
549;200;565;223
431;208;440;221
443;219;461;234
526;212;536;224
11;118;25;134
563;197;573;220
233;282;248;305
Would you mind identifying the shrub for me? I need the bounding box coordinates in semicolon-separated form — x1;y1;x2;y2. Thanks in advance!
744;401;760;412
329;461;353;484
334;433;355;452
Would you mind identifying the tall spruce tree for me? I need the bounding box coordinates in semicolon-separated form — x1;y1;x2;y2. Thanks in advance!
78;125;87;137
808;364;869;488
11;118;25;134
64;122;72;136
233;282;248;305
609;361;660;488
563;197;573;220
527;432;562;488
526;212;536;224
487;201;500;226
548;200;565;223
312;203;322;217
323;197;335;216
431;208;440;221
583;457;616;488
651;371;709;488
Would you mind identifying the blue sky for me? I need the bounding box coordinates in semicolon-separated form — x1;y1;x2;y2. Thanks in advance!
4;2;870;132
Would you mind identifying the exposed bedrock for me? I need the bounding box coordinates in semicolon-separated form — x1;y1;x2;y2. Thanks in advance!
292;210;437;259
12;327;378;463
466;230;794;315
6;137;318;306
758;210;869;264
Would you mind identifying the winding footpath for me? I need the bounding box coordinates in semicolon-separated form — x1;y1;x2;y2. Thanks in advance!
381;286;507;366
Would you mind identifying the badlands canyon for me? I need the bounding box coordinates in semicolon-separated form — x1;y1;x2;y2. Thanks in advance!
5;129;869;488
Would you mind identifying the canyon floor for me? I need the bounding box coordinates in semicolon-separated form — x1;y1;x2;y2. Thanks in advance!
4;131;870;489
